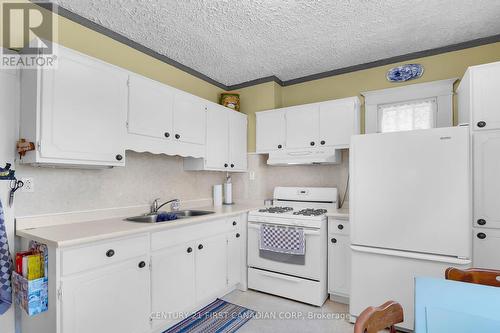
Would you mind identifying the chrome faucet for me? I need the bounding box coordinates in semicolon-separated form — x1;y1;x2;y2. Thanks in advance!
150;198;180;214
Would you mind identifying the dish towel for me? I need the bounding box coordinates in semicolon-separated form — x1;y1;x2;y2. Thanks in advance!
0;198;12;314
259;224;305;255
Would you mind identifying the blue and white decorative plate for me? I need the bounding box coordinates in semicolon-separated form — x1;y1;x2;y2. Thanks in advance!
386;64;424;82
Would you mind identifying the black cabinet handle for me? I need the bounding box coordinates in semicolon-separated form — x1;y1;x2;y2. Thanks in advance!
477;219;486;226
198;244;203;250
477;232;487;239
337;224;344;230
320;140;326;145
106;249;115;257
331;238;337;244
477;121;486;128
278;144;282;149
231;164;234;168
310;141;315;146
138;261;146;268
164;132;170;138
236;233;240;238
224;163;228;168
232;221;237;226
187;247;193;253
175;134;180;139
115;154;123;161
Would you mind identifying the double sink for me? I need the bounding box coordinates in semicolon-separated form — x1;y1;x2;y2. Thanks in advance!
126;210;214;223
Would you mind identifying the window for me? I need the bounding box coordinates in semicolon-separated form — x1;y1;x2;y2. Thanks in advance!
378;98;436;133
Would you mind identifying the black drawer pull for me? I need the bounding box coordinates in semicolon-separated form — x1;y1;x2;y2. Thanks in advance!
138;261;146;268
187;247;193;253
278;144;282;149
106;249;115;257
115;154;123;161
477;233;486;239
477;121;486;128
236;233;241;238
320;140;326;145
331;238;337;244
337;224;344;230
232;221;237;226
175;134;180;139
477;219;486;226
164;132;170;138
198;244;203;250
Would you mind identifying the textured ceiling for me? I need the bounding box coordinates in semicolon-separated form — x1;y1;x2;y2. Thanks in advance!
54;0;500;86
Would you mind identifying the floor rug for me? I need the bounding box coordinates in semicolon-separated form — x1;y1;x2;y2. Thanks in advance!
163;298;256;333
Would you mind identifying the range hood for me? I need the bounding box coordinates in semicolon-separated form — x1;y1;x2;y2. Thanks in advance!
267;147;342;165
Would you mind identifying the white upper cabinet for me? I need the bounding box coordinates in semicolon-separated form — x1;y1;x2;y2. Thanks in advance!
184;103;247;172
256;110;286;153
319;98;360;148
20;46;128;167
286;104;320;149
172;91;206;145
229;111;248;171
256;97;360;154
128;74;174;141
458;61;500;130
204;103;230;169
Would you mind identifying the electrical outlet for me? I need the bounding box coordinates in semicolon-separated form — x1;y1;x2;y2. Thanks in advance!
20;177;34;192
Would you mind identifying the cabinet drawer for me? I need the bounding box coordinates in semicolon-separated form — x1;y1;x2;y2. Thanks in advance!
473;228;500;270
62;234;149;276
328;219;350;235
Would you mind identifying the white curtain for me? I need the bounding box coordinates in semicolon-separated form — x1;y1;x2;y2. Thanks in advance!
378;98;436;133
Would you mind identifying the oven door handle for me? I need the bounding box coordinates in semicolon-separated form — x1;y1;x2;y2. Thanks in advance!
248;222;321;235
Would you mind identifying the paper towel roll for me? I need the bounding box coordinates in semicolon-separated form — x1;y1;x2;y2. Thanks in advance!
213;184;223;206
223;182;233;205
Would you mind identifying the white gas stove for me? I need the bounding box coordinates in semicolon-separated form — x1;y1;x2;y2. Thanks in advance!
247;187;338;306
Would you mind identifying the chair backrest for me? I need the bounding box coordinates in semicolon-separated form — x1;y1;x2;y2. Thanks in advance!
353;301;404;333
445;267;500;287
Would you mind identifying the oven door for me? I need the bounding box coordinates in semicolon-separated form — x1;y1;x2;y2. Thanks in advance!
247;221;326;281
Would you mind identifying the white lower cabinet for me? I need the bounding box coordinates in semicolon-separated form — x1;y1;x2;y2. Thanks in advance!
151;242;196;329
61;257;151;333
473;228;500;270
19;215;247;333
328;218;350;301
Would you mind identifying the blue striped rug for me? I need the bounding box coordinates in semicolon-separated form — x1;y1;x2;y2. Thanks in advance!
163;299;256;333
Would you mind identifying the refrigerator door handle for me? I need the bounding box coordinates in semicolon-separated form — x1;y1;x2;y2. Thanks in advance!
350;245;471;265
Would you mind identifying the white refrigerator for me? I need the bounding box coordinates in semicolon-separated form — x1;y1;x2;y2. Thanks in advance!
349;126;472;330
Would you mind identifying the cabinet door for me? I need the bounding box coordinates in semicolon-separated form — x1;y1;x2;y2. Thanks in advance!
227;231;242;287
229;111;248;171
151;242;196;328
128;74;174;140
195;234;228;302
61;258;150;333
40;49;127;165
473;228;500;270
472;63;500;131
328;234;351;296
172;91;206;145
256;110;286;152
319;99;358;148
205;104;229;170
473;132;500;229
285;105;320;149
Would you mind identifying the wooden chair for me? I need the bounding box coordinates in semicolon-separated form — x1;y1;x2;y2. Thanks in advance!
445;267;500;287
354;300;404;333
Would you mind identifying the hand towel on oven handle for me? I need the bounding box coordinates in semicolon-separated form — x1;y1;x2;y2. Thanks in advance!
259;224;305;255
0;198;12;314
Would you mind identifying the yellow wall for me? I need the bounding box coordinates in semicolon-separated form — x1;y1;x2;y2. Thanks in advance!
0;0;223;102
239;42;500;152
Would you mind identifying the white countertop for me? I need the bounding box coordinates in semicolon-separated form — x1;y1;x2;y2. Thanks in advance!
16;203;262;248
326;206;349;219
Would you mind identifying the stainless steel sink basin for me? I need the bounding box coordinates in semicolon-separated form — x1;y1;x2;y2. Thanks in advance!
125;210;214;223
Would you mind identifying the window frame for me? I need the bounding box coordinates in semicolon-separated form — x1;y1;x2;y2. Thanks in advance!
362;78;457;134
377;97;437;133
